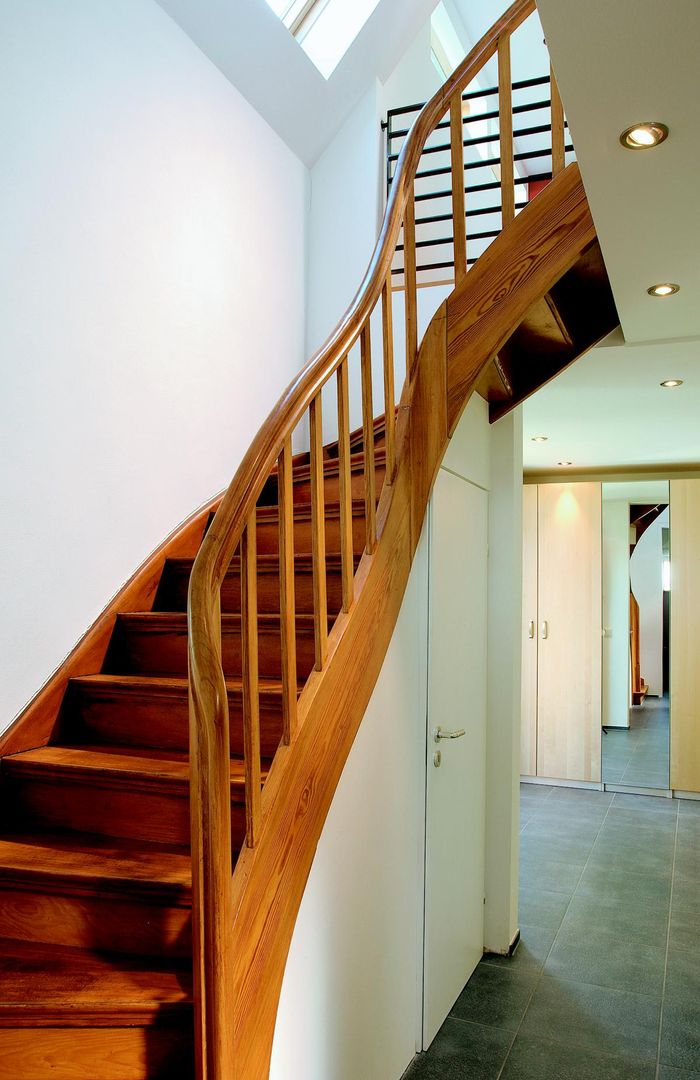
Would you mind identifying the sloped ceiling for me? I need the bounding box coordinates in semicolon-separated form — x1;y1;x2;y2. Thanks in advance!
156;0;438;165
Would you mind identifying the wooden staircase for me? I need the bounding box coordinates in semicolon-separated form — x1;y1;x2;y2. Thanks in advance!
1;1;619;1077
0;436;377;1079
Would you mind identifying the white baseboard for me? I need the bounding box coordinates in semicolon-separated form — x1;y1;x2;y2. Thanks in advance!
673;789;700;802
521;775;602;791
604;783;672;798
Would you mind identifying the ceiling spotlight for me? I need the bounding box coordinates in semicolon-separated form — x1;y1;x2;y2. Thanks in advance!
619;122;668;149
648;283;680;297
557;460;573;467
531;435;549;443
660;379;683;388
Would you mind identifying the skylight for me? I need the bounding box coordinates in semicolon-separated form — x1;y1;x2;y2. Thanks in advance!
264;0;381;79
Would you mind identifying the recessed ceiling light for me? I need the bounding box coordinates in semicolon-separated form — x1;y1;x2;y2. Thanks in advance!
557;460;573;467
619;122;668;149
531;435;549;443
660;379;684;388
648;283;680;297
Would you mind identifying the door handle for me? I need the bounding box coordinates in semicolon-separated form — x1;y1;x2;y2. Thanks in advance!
433;726;466;743
528;620;535;639
540;620;548;640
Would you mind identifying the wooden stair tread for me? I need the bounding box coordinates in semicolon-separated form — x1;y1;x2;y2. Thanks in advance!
0;831;191;899
71;673;299;695
117;611;325;628
255;498;366;522
167;552;349;572
0;937;191;1025
4;745;265;793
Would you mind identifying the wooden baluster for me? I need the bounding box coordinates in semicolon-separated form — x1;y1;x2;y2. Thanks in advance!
240;509;261;847
450;92;467;285
336;356;354;613
550;65;565;177
361;322;377;555
309;394;328;669
278;437;297;743
498;34;515;226
403;189;418;374
381;272;396;484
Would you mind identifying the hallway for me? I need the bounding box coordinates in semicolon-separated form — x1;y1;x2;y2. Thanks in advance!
602;697;671;790
404;785;700;1078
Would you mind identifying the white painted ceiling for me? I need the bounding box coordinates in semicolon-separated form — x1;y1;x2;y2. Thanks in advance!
602;481;669;504
156;0;436;165
523;334;700;473
524;0;700;473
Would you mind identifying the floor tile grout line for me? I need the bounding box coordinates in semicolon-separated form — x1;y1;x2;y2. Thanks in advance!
494;792;616;1080
654;803;679;1080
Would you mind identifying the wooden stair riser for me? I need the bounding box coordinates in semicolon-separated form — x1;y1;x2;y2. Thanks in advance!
109;616;318;681
0;884;191;959
289;458;386;507
156;557;357;616
65;681;284;756
3;774;246;848
254;503;367;556
0;1027;193;1080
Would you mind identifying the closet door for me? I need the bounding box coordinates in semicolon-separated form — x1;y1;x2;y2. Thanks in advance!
670;479;700;793
537;483;602;782
521;485;538;776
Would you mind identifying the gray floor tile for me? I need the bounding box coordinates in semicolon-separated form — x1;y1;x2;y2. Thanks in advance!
606;808;678;832
519;857;582;896
449;964;536;1031
520;976;661;1061
660;1002;700;1072
481;925;556;974
548;788;613;808
500;1034;656;1079
577;864;672;905
519;887;571;930
543;931;666;998
520;834;593;866
669;909;700;950
679;801;700;818
401;1018;512;1079
674;846;700;881
586;844;673;878
558;893;669;948
611;793;677;817
665;947;700;1006
672;877;700;915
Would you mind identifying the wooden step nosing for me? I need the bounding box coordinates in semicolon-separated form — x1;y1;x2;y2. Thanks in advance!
0;1001;192;1028
4;758;250;799
0;866;191;906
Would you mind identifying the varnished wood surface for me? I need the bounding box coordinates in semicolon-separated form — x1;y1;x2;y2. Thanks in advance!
670;480;700;792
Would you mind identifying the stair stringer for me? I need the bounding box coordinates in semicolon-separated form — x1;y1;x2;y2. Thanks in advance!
226;163;598;1079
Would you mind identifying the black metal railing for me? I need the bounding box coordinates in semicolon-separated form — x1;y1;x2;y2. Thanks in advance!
385;73;574;280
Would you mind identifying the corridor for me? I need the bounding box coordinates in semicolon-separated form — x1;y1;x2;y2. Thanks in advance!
404;785;700;1078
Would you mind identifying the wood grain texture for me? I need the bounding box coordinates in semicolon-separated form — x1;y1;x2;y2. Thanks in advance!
241;513;261;848
498;35;514;226
361;322;377;554
381;276;396;483
309;394;328;670
450;92;467;284
336;358;355;613
550;66;565;176
670;480;700;792
536;482;602;783
0;495;219;758
403;193;418;372
520;484;538;776
277;439;298;744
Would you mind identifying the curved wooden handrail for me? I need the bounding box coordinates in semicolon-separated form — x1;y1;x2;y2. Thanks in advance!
187;2;582;1077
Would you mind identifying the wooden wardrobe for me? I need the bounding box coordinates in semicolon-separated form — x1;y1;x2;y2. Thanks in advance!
521;482;602;783
670;479;700;794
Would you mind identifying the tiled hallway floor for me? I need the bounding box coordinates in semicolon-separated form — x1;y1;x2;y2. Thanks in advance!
602;696;670;789
403;785;700;1079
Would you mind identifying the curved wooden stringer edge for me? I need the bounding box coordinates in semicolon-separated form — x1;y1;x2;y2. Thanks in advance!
227;162;598;1079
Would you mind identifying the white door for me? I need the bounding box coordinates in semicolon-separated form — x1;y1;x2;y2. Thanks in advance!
423;468;488;1047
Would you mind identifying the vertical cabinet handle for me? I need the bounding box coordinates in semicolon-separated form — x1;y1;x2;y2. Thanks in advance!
540;620;548;640
528;620;535;639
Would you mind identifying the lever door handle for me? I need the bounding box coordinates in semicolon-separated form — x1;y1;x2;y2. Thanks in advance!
540;620;548;640
528;619;535;639
434;726;466;743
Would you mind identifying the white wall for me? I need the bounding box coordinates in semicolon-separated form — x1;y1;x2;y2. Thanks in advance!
270;526;429;1080
272;396;498;1078
630;509;669;697
602;500;631;727
0;0;307;727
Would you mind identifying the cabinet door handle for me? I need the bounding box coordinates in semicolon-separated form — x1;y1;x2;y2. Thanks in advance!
540;620;548;640
528;620;535;639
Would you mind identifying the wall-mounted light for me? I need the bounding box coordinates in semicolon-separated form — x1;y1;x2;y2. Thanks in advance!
619;122;668;149
557;460;573;466
531;435;549;443
648;283;680;297
660;379;684;388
